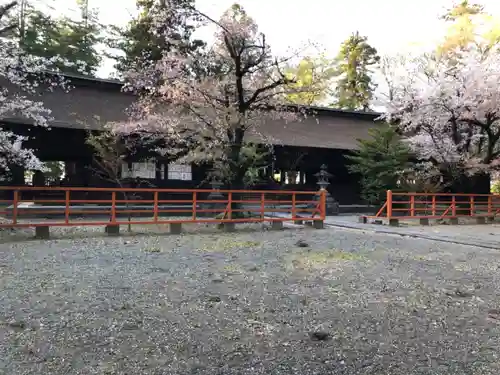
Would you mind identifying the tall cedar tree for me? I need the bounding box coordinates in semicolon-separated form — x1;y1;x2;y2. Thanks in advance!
346;126;412;205
13;1;102;76
107;0;205;77
333;31;379;111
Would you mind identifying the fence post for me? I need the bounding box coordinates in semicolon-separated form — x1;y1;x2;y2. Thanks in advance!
222;191;235;232
12;190;19;225
313;190;325;229
410;194;415;217
192;191;197;220
227;192;233;220
65;190;70;224
153;191;159;222
105;191;120;236
111;191;117;223
386;190;399;227
487;195;494;221
260;192;265;220
292;192;302;224
386;190;393;219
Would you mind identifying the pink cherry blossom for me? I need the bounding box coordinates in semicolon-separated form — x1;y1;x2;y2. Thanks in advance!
382;45;500;176
113;3;315;184
0;5;81;177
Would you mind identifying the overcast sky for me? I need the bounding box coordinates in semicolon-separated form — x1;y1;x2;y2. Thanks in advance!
40;0;500;77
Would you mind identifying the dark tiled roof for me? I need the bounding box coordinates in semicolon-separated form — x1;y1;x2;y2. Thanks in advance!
1;73;382;150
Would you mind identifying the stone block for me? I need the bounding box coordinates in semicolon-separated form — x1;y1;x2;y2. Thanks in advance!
271;221;284;230
170;223;182;234
358;216;367;224
449;218;459;225
294;220;304;225
388;218;399;227
35;226;50;240
313;220;324;229
105;224;120;236
476;216;486;224
419;218;430;226
223;222;235;232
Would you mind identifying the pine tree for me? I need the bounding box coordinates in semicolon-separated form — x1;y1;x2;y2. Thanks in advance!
107;0;204;77
14;1;102;76
332;31;379;111
346;126;412;205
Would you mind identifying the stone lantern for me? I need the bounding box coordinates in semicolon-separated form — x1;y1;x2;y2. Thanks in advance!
314;164;339;215
206;170;225;217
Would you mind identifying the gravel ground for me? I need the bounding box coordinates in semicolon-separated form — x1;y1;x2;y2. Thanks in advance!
2;227;500;375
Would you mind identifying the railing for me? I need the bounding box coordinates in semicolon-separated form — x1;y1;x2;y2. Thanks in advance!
364;190;500;220
0;186;325;228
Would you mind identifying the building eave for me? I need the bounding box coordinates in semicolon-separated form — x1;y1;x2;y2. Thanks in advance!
54;72;383;120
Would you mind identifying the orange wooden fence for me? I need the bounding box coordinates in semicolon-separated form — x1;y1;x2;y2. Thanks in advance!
0;186;326;228
364;190;500;221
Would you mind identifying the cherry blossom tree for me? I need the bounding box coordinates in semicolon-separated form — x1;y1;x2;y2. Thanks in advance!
383;45;500;188
0;1;74;178
114;3;312;188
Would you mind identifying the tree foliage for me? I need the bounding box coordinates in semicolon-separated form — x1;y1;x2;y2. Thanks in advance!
346;125;412;204
284;55;335;105
332;31;380;111
384;44;500;180
439;0;500;56
107;0;205;78
12;1;102;76
113;3;312;187
0;1;71;176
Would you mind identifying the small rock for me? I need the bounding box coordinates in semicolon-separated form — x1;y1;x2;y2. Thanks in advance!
122;322;140;330
295;240;309;248
7;320;26;330
488;309;500;319
248;266;259;272
207;296;221;303
309;331;330;341
445;288;473;298
212;278;224;283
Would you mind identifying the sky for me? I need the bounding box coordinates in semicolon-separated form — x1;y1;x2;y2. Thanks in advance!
37;0;500;78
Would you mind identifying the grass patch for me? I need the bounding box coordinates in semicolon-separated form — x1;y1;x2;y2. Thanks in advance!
288;249;367;270
199;238;261;253
222;263;245;274
143;245;162;253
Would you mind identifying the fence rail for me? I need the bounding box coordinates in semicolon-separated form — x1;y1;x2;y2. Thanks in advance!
363;190;500;222
0;186;326;229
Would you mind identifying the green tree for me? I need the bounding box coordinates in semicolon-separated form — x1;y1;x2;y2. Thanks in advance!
346;125;412;205
0;1;17;36
439;1;500;56
16;1;102;75
285;55;335;105
332;31;380;111
107;0;204;77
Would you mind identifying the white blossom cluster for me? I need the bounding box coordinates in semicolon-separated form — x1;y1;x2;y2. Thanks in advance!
383;45;500;175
